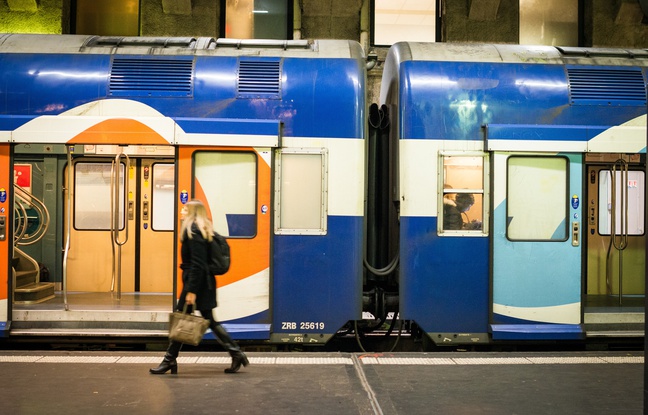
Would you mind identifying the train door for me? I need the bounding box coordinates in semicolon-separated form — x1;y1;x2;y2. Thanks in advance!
491;152;583;340
585;154;645;315
64;150;175;295
138;159;175;292
0;144;9;327
177;147;271;335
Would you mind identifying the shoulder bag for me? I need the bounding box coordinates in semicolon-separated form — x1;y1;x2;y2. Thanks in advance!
168;305;210;346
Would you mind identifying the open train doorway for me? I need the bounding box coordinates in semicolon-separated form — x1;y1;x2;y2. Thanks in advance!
11;144;176;337
63;146;175;298
585;153;645;337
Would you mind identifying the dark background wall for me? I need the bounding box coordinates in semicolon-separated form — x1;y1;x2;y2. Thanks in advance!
2;0;647;47
140;0;219;36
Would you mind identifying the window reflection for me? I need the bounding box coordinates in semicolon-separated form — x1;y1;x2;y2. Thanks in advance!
194;152;257;237
225;0;289;39
507;156;567;240
74;162;124;230
76;0;139;36
152;164;175;231
275;150;327;235
441;156;484;232
520;0;578;46
598;170;645;236
373;0;436;45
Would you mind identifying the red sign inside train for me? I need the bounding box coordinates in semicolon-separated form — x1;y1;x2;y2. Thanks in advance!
14;164;32;193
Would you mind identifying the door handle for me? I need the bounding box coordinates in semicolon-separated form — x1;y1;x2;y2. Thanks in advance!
572;221;579;247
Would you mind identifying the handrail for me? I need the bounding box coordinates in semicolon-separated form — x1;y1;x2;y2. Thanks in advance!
112;153;130;247
609;159;629;306
610;159;629;251
13;199;28;243
110;161;116;293
13;183;50;246
62;146;73;311
110;152;130;300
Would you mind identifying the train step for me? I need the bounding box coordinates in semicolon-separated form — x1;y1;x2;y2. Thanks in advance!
8;327;169;338
584;310;644;337
14;282;56;304
585;325;645;337
15;269;37;288
10;311;170;338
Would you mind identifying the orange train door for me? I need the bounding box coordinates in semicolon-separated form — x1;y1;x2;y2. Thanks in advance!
0;144;9;324
177;147;271;329
65;152;175;294
138;158;175;292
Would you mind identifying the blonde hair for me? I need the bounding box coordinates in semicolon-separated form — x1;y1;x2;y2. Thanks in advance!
180;199;214;242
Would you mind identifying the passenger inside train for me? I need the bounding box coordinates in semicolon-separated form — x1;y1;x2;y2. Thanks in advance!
443;193;481;230
456;193;482;230
442;192;463;230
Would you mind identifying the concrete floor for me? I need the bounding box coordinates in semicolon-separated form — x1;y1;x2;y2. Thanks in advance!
0;350;642;415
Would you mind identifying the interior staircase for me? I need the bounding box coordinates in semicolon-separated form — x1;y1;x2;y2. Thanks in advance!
13;183;55;305
13;247;55;304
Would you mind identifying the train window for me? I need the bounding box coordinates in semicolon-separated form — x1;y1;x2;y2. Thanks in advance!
151;164;175;231
74;0;140;36
520;0;578;46
507;156;567;241
225;0;290;40
274;149;327;235
194;152;257;237
440;155;485;234
373;0;436;46
597;170;645;236
74;162;125;230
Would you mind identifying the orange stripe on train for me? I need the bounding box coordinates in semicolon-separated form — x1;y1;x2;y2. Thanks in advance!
0;145;9;301
68;119;170;145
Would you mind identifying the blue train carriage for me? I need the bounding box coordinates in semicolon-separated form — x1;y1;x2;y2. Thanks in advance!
381;42;646;346
0;34;365;344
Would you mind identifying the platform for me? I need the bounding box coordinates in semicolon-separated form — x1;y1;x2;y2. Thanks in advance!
0;350;642;414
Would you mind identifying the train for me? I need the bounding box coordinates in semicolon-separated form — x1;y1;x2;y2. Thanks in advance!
0;34;645;350
380;43;645;346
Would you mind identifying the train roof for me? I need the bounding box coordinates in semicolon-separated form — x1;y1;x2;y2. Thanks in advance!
388;42;648;65
0;33;365;59
381;42;648;106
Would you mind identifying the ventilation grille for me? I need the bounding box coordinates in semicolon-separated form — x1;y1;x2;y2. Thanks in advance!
567;67;646;106
109;58;193;97
237;60;281;99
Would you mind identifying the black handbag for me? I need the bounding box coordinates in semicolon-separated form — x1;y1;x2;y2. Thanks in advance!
168;305;210;346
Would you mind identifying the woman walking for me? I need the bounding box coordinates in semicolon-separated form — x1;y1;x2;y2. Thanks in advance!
150;199;249;375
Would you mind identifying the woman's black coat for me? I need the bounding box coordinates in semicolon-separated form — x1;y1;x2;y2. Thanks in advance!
177;225;217;311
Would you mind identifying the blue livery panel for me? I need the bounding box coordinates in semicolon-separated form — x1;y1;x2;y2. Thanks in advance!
400;217;489;335
272;216;363;341
0;54;364;140
400;61;646;141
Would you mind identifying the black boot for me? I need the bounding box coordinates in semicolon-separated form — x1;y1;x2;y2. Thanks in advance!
149;357;178;374
225;351;249;374
211;323;249;373
149;343;181;375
